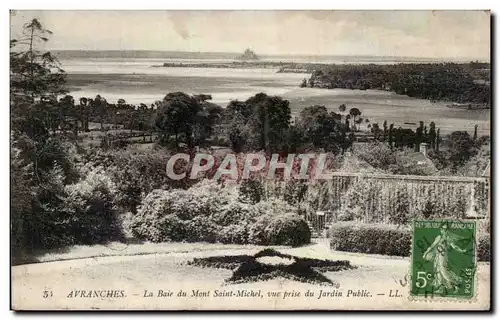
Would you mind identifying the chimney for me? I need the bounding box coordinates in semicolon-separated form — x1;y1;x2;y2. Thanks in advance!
420;142;428;157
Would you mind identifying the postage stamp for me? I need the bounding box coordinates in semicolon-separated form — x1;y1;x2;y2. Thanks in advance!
410;220;477;299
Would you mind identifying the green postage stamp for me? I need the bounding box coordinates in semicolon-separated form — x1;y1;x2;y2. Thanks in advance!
410;220;477;299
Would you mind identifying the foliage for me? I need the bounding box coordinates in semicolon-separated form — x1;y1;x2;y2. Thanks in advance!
307;63;490;105
129;181;310;246
248;213;311;247
340;178;376;222
222;93;291;153
295;105;347;153
429;131;488;175
329;222;411;256
11;136;38;259
10;18;67;102
238;179;265;204
353;143;436;175
477;233;490;262
447;131;477;165
10;130;82;256
155;92;204;148
388;188;410;225
82;147;210;213
63;167;123;244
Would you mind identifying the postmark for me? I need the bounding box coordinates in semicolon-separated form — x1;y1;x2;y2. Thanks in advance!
410;220;477;300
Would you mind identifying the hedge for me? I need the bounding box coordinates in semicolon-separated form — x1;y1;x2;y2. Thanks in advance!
329;222;411;257
329;222;490;261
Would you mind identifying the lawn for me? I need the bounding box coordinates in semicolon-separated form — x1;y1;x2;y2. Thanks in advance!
14;241;288;265
12;241;490;310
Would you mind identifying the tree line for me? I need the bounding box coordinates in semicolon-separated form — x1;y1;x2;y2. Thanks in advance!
302;63;490;105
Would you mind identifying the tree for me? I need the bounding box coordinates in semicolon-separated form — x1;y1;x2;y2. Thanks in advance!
349;107;361;131
349;107;361;121
58;95;76;134
339;104;346;113
436;128;441;152
296;105;344;153
92;94;108;132
415;121;424;152
10;18;67;102
394;127;415;149
473;124;478;141
10;19;83;256
246;93;291;153
428;122;436;149
223;100;255;152
117;98;126;107
193;98;223;146
371;123;382;141
78;97;91;132
155;92;203;149
382;120;388;141
447;131;476;166
285;125;305;153
388;123;394;148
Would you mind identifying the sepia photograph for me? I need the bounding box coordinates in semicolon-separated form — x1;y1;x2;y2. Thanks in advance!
9;9;491;311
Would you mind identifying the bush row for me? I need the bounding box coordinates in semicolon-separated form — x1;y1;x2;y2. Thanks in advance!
329;222;411;257
329;222;490;261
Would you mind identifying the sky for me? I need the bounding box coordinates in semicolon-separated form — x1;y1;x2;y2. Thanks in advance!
10;10;491;60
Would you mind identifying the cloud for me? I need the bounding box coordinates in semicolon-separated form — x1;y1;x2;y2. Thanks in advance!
168;11;190;40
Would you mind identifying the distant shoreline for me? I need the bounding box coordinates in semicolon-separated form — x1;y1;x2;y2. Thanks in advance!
151;61;292;71
151;61;487;74
51;50;489;64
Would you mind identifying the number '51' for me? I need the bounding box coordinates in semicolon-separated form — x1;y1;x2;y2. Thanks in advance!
43;290;53;298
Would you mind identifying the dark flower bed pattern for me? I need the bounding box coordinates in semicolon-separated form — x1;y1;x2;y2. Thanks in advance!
188;248;355;286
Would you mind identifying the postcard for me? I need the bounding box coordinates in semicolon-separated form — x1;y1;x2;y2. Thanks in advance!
10;10;491;311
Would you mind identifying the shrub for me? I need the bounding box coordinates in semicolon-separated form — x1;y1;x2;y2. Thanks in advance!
63;167;123;244
83;148;204;214
131;181;310;246
129;189;180;241
388;188;411;225
329;222;411;256
354;143;437;176
11;133;80;256
104;150;175;213
239;179;265;204
340;178;386;223
248;214;311;247
337;212;353;222
477;233;490;262
341;178;375;222
131;181;240;242
247;196;309;246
